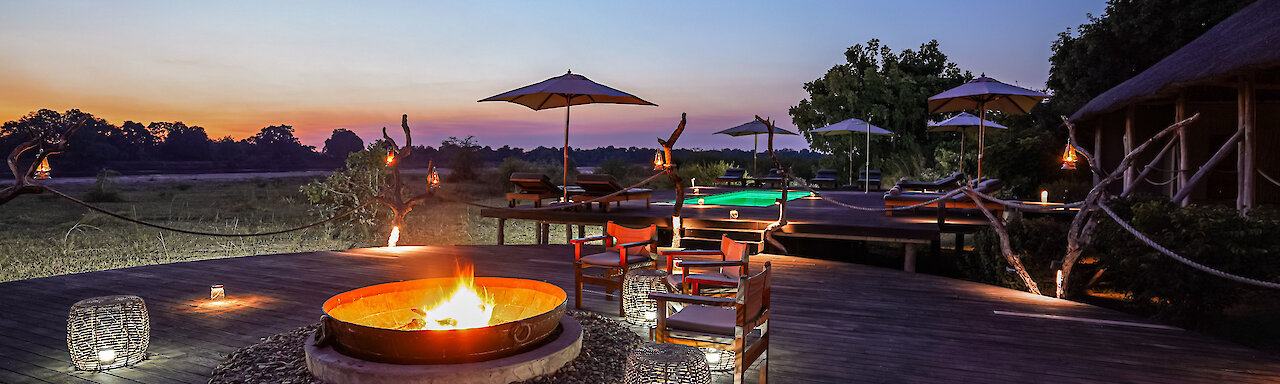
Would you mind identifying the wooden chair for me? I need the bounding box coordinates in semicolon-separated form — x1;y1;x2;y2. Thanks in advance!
570;174;652;212
715;168;747;186
810;169;839;189
651;262;771;384
659;235;750;296
857;169;882;190
506;173;562;207
756;168;784;188
570;221;657;317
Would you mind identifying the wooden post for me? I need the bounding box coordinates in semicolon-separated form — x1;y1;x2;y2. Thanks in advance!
565;223;572;244
903;243;917;273
1123;106;1136;190
497;218;505;245
1238;74;1256;215
1176;93;1189;206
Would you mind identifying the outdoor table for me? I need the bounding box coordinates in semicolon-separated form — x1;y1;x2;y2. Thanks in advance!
624;343;711;384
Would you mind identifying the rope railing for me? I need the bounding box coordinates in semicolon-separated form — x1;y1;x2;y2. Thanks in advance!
47;187;374;237
1098;203;1280;290
1259;169;1280;188
435;171;671;211
780;174;968;212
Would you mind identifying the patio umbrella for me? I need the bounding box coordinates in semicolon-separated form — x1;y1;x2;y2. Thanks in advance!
927;112;1007;176
713;121;797;177
928;76;1047;181
480;70;656;202
811;118;892;192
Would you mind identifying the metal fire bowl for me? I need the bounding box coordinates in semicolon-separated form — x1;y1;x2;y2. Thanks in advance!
321;277;567;365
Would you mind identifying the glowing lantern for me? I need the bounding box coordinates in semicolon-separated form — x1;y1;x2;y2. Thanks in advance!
729;210;739;219
428;168;440;188
34;157;51;179
385;152;396;166
1040;190;1049;204
210;284;225;300
67;295;149;371
697;198;705;205
1060;144;1077;170
388;226;401;247
652;150;666;170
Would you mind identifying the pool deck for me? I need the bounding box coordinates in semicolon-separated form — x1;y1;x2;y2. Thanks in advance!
1;245;1278;383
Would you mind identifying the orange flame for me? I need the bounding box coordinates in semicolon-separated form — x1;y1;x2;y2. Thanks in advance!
388;226;400;247
386;152;395;166
407;264;496;330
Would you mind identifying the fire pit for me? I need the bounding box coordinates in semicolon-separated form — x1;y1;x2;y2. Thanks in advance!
306;269;581;383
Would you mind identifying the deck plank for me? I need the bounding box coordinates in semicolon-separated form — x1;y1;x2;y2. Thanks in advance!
0;245;1277;383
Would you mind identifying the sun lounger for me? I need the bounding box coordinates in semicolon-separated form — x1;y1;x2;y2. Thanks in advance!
857;170;882;190
889;171;964;193
506;173;575;207
811;169;840;189
715;168;747;186
883;178;1004;216
569;174;652;212
756;168;784;188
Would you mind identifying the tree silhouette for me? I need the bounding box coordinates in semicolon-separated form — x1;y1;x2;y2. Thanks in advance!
323;128;364;160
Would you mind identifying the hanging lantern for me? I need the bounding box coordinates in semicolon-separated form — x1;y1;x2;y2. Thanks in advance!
385;151;396;166
652;150;666;170
1060;144;1077;170
428;168;441;188
34;157;52;180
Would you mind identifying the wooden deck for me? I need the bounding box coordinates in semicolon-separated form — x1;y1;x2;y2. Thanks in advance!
1;245;1278;383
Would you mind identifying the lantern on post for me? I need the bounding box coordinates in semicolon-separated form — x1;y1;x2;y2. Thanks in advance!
428;167;441;189
1060;143;1078;170
34;157;52;180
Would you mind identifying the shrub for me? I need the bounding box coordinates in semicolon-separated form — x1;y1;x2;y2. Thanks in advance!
1090;197;1280;329
595;158;648;187
496;157;571;191
679;160;735;189
84;169;124;202
299;141;391;241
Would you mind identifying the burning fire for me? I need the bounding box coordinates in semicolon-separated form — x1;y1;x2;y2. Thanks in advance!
388;226;401;247
402;265;496;330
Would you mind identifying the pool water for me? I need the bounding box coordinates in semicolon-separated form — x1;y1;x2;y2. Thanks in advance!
675;190;814;207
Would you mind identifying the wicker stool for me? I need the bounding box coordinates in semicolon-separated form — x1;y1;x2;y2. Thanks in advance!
623;268;670;326
700;347;736;372
625;343;711;384
67;295;149;371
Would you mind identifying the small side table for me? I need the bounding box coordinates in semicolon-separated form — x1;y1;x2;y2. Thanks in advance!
625;343;712;384
67;295;150;371
623;268;670;327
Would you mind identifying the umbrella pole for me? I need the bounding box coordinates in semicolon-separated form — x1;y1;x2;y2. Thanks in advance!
753;135;758;178
848;134;854;189
865;125;871;193
563;98;571;202
977;103;986;186
959;128;966;176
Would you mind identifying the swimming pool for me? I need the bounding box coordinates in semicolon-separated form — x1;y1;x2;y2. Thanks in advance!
673;190;814;207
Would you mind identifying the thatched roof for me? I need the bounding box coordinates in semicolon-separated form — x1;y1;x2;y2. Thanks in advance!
1070;0;1280;122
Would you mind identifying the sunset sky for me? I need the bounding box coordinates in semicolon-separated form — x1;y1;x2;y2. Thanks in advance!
0;1;1107;151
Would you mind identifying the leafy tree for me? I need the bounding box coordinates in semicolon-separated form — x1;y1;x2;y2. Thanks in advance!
1045;0;1255;116
440;136;481;181
789;39;970;180
119;121;157;156
300;140;391;242
323;128;364;160
151;122;212;160
248;124;316;162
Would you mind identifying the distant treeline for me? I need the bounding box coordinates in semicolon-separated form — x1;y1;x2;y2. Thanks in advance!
1;109;822;177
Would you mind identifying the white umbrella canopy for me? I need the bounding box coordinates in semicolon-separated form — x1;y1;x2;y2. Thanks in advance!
928;76;1047;181
714;121;797;176
811;118;892;192
480;71;656;201
928;112;1007;175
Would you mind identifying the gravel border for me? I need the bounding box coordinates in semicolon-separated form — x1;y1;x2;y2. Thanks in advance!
209;310;643;384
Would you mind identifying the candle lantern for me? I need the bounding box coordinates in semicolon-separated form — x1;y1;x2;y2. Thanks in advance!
210;284;225;300
428;168;441;188
35;157;52;180
697;198;705;205
67;295;149;371
653;150;666;170
1040;190;1049;204
1060;144;1078;170
729;210;739;219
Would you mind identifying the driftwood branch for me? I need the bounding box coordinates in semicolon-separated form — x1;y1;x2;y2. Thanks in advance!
376;114;438;236
658;113;687;247
755;115;789;253
962;188;1041;294
0;118;86;205
1171;127;1243;203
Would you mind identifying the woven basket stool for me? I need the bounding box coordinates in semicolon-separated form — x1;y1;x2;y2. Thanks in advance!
67;295;150;370
625;343;711;384
623;268;670;327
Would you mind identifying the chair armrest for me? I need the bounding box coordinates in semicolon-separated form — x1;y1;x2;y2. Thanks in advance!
678;260;744;268
615;239;654;250
659;250;724;256
649;292;737;307
569;235;607;244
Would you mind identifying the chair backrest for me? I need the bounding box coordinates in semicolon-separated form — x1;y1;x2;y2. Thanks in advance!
974;178;1003;194
606;221;655;256
815;169;838;178
721;168;745;178
938;171;964;185
718;235;750;277
576;174;624;195
737;262;771;327
859;170;881;181
510;173;557;194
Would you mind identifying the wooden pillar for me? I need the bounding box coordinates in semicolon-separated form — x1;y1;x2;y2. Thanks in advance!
1176;93;1190;206
1123;106;1136;190
903;243;917;273
565;223;573;244
1238;74;1256;214
497;218;506;245
1093;124;1103;185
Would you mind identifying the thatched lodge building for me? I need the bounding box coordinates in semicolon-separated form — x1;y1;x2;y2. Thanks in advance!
1070;0;1280;212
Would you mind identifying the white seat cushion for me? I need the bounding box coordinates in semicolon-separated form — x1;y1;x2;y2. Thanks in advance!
666;305;735;336
580;251;651;267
